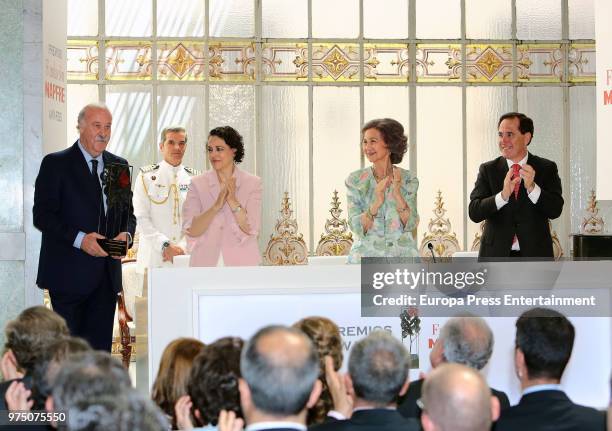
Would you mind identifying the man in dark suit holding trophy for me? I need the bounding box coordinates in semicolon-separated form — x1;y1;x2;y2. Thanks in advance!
33;103;136;351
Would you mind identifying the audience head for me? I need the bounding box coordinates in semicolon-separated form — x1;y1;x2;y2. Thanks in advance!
361;118;408;164
50;351;167;431
293;316;343;425
188;337;244;426
347;330;410;407
31;336;92;409
151;337;205;424
3;306;69;376
429;315;494;371
421;363;500;431
240;325;321;422
514;308;575;383
208;125;245;165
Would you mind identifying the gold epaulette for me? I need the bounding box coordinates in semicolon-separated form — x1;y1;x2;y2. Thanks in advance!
184;166;201;176
140;164;159;173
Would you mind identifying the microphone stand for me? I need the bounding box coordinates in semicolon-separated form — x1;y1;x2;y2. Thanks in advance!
427;242;437;263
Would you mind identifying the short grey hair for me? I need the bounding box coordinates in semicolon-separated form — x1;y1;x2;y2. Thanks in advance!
240;325;319;416
160;126;188;144
440;316;493;370
348;330;409;406
52;351;168;431
76;103;111;129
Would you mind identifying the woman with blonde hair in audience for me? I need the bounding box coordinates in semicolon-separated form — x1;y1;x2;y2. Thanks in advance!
152;337;205;429
293;316;344;426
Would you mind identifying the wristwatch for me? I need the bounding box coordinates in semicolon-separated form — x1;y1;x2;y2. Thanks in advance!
232;205;243;213
161;241;170;252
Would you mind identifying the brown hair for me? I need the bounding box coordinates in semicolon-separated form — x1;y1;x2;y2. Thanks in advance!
293;316;343;426
3;306;69;375
151;337;205;426
361;118;408;164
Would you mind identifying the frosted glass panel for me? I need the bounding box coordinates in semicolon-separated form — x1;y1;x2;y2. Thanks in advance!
518;87;567;252
262;0;308;38
364;0;408;39
157;86;206;172
416;0;460;39
516;0;561;40
260;87;309;253
157;0;204;37
105;0;152;36
417;87;463;250
569;0;595;39
313;87;361;249
466;0;511;39
67;0;97;36
210;0;254;37
364;86;410;169
465;87;513;249
312;0;358;38
209;86;255;174
105;86;153;172
66;84;99;145
569;86;596;235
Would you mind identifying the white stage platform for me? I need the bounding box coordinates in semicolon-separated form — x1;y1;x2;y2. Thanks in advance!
144;263;611;408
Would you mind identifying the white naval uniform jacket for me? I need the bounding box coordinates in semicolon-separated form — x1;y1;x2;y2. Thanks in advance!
132;160;199;274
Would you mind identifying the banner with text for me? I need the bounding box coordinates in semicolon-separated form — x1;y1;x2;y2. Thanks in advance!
42;0;67;154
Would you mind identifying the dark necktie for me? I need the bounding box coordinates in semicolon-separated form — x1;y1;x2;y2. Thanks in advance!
91;159;102;196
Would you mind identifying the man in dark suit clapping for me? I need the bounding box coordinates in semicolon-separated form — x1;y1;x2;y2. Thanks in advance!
469;112;563;259
495;308;606;431
33;103;136;352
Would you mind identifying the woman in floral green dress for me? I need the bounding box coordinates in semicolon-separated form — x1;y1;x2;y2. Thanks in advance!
346;118;419;263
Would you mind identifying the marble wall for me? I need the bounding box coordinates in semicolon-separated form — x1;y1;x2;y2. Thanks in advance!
0;0;43;348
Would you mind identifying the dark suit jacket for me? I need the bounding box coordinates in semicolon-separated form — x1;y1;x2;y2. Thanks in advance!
469;153;563;258
397;378;510;419
310;409;420;431
494;390;606;431
33;142;136;296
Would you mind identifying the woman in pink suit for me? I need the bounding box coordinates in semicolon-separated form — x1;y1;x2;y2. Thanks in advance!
182;126;262;266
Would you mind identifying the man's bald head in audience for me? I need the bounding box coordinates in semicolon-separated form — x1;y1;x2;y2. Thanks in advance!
420;363;500;431
240;325;321;420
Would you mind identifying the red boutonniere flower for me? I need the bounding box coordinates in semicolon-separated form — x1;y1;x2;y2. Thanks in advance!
118;170;131;189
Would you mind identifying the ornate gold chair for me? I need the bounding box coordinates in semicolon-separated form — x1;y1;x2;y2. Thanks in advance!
419;190;461;258
316;190;353;256
263;192;308;265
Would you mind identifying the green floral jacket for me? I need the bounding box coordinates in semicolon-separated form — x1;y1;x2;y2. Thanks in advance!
345;166;419;263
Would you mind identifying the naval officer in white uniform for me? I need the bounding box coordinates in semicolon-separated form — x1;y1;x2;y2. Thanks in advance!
132;126;199;276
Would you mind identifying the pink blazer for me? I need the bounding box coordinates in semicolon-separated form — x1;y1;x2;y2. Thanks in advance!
182;167;262;266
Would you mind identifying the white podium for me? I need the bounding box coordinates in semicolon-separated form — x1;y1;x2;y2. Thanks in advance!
145;263;611;408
